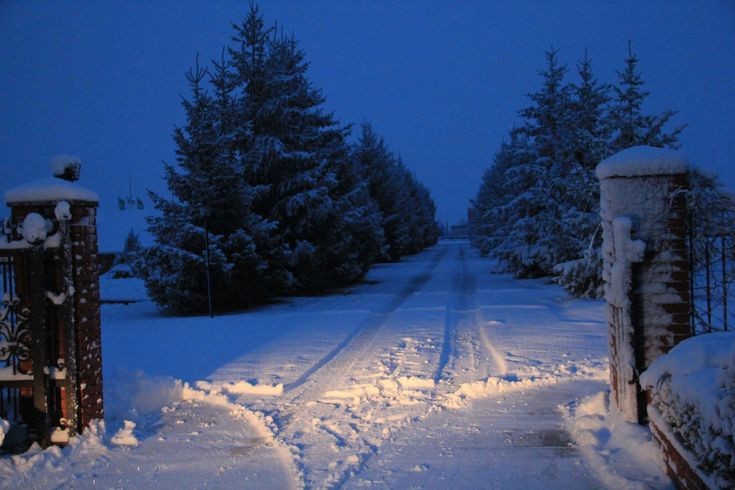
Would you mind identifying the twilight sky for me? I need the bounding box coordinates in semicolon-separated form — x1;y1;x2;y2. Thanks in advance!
1;1;734;225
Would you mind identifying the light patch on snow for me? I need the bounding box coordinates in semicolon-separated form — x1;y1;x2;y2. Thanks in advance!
5;177;99;204
195;380;284;397
596;146;689;180
564;391;671;489
110;420;139;447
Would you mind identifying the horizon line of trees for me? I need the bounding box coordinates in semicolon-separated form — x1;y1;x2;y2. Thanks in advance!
137;4;439;314
469;43;688;297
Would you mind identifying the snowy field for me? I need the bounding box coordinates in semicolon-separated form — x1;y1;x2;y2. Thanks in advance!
0;240;671;489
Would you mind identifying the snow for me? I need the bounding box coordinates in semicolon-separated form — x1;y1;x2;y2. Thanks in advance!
596;146;689;180
110;420;139;447
20;212;48;244
4;177;99;204
49;154;81;177
1;241;671;488
564;391;672;489
0;419;8;447
601;215;646;422
53;200;71;221
640;332;735;487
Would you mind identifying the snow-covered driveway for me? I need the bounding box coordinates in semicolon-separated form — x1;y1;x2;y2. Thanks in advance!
2;240;670;489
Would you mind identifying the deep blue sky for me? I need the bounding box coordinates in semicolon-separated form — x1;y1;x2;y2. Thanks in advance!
1;1;734;225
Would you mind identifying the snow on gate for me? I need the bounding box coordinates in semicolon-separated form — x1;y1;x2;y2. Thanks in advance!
597;146;731;489
0;159;103;451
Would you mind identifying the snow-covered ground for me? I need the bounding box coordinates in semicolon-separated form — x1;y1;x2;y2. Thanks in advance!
0;240;671;489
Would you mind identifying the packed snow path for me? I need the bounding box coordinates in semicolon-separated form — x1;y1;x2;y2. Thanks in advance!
4;240;670;488
198;240;610;488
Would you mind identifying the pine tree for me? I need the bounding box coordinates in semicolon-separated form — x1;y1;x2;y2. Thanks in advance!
471;44;686;298
353;124;438;261
491;48;573;277
142;3;438;310
610;42;685;151
552;51;611;297
140;57;271;312
230;9;385;291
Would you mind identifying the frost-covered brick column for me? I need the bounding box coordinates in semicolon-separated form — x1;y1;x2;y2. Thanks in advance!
596;146;692;424
6;165;103;435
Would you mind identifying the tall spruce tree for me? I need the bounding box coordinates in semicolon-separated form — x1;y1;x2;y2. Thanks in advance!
141;60;265;312
552;52;611;297
610;42;685;151
230;7;384;291
491;48;573;277
353;124;439;261
471;44;685;297
142;4;439;312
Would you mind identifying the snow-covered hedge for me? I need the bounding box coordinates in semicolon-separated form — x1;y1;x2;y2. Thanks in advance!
640;332;735;487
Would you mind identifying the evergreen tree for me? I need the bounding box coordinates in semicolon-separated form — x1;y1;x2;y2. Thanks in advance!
491;48;573;277
610;42;685;151
552;51;611;297
142;3;439;311
230;8;385;291
141;58;270;312
353;124;439;261
109;229;143;279
471;44;685;297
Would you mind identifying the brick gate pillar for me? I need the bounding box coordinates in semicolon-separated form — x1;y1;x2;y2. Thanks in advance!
5;164;103;435
596;146;692;423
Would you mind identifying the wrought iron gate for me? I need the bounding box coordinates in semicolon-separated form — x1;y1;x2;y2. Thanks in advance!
0;217;77;451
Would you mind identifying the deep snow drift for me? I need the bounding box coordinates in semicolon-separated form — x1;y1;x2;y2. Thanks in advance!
0;240;670;489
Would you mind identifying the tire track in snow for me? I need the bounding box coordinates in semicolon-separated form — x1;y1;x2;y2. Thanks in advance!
434;243;476;382
283;244;447;401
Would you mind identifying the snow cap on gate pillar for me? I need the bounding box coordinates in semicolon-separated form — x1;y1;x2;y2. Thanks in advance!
5;155;99;206
596;146;689;180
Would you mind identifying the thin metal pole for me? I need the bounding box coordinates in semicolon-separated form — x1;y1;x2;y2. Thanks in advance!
29;245;50;440
688;212;696;333
203;217;213;318
723;235;728;331
705;236;712;332
59;219;78;436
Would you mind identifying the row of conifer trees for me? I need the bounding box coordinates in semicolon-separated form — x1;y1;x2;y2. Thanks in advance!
138;5;439;313
470;45;684;297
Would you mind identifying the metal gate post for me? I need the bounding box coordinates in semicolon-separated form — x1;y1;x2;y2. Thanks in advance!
58;218;78;436
28;244;49;438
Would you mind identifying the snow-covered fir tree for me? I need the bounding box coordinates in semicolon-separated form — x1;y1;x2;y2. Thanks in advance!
552;51;612;297
353;124;439;261
488;48;574;277
230;8;384;292
470;45;685;297
142;60;252;312
141;4;438;312
609;42;685;151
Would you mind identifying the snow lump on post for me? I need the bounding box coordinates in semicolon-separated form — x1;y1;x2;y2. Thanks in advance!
596;145;689;180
